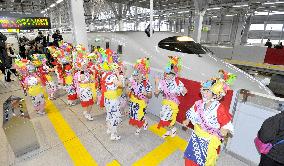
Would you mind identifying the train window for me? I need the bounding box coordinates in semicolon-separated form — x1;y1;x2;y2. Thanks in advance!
106;42;110;49
158;36;206;54
117;45;122;54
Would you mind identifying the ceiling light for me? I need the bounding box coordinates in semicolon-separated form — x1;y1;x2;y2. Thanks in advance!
207;7;221;10
41;11;45;13
275;1;284;4
233;4;248;7
50;3;55;8
177;36;194;42
226;15;234;16
56;0;64;4
263;2;275;5
212;16;217;18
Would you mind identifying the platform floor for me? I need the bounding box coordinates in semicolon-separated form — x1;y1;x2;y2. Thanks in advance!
0;75;250;166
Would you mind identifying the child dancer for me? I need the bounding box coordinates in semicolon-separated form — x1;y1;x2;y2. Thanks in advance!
127;58;152;135
155;56;187;138
183;78;233;166
63;63;78;106
100;60;123;141
24;61;46;115
73;47;94;121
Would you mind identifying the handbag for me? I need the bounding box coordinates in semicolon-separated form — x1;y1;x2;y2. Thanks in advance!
254;136;284;154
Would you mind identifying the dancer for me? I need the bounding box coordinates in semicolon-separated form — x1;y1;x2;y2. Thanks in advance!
155;56;187;138
63;63;78;106
24;61;46;115
100;54;123;140
74;56;94;121
33;54;57;100
127;58;152;135
183;78;234;166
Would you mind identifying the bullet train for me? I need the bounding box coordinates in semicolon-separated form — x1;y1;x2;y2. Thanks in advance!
62;31;273;118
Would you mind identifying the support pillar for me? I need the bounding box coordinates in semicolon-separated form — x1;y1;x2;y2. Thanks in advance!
240;15;252;45
184;18;189;36
70;0;88;48
193;11;205;43
150;0;153;36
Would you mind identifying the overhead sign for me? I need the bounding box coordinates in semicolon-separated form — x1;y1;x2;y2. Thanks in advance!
0;17;51;30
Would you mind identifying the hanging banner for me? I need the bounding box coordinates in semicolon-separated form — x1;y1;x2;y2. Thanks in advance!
0;17;51;30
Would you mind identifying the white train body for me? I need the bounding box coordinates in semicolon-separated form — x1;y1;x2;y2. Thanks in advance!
63;32;273;117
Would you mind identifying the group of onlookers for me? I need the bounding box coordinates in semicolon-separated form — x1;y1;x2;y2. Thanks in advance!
265;39;283;49
0;30;63;82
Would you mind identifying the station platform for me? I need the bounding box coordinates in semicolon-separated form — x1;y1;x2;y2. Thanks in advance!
0;77;249;166
224;59;284;75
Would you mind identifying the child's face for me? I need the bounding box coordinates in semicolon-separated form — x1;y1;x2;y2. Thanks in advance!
201;89;214;101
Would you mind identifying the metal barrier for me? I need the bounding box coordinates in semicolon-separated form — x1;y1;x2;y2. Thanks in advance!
225;90;283;165
3;96;40;157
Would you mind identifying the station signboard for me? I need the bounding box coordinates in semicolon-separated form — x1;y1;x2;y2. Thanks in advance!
0;17;51;30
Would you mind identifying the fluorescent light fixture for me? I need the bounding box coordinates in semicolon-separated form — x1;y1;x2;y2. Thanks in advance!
233;4;248;7
41;11;45;13
56;0;63;4
178;11;189;14
212;15;218;18
270;11;284;15
50;3;55;8
207;7;221;10
226;15;234;16
177;36;194;42
255;11;269;15
263;2;275;5
275;1;284;4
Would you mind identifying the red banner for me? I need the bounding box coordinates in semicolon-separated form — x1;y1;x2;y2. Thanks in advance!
177;78;234;128
264;48;284;65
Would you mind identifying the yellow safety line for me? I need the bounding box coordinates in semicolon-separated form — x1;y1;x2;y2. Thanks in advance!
225;59;284;71
149;124;188;151
106;160;121;166
132;124;188;166
45;99;98;166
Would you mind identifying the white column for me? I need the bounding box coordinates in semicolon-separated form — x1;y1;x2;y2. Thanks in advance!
70;0;88;48
193;11;205;43
118;20;123;31
150;0;153;36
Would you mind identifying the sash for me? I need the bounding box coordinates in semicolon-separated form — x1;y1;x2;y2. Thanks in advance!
130;94;147;120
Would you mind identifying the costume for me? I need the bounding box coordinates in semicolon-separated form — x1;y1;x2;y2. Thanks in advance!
64;63;78;105
156;56;187;138
184;78;234;166
32;54;57;100
128;58;152;135
98;48;122;141
73;45;94;121
18;61;45;115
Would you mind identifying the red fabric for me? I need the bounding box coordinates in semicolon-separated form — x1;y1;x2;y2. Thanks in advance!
68;94;78;100
129;118;145;128
217;104;232;128
81;99;94;107
184;158;198;166
264;48;284;65
176;78;233;129
100;72;112;108
157;120;171;129
37;66;47;86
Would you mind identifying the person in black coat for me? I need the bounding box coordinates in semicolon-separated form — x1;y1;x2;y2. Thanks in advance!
264;39;272;48
52;30;63;47
0;32;7;75
258;111;284;166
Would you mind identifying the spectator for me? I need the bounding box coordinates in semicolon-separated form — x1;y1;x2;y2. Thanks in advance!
257;111;284;166
0;32;7;76
265;39;272;48
52;30;63;47
274;42;283;49
5;43;17;82
19;35;29;59
35;31;47;47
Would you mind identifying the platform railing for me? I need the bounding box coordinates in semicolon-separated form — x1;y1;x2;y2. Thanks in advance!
224;89;283;165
